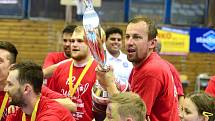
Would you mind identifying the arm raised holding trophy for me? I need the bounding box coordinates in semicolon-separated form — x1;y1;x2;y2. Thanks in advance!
82;0;128;120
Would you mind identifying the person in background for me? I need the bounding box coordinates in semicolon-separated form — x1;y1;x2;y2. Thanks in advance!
154;40;184;111
105;92;147;121
5;61;76;121
205;76;215;97
180;92;215;121
96;16;180;121
43;25;77;86
105;27;133;83
0;41;18;121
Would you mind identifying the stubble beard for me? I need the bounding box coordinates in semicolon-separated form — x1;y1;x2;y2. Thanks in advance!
9;88;27;107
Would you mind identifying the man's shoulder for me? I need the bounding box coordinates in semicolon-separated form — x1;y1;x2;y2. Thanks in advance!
47;52;65;56
39;96;67;112
38;96;74;120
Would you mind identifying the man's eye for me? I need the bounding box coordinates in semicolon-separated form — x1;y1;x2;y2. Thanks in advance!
133;35;142;40
125;35;130;39
184;109;191;114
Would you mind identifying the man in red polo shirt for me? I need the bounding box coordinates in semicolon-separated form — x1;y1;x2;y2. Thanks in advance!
96;16;180;121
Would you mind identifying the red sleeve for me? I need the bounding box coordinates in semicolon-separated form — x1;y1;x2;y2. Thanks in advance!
138;75;162;115
205;76;215;97
169;64;184;96
41;86;66;99
43;53;56;68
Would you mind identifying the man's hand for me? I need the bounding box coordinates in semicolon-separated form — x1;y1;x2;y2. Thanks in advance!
7;105;19;114
95;65;119;96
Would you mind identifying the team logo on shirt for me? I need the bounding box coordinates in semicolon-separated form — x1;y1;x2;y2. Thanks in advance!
123;62;129;68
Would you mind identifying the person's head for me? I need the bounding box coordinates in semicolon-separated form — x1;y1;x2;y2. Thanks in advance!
0;41;18;84
181;92;215;121
125;16;157;66
105;92;147;121
105;27;123;57
4;61;43;107
62;25;77;58
70;26;90;62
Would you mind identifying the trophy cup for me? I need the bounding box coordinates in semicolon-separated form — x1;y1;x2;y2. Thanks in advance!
82;0;128;114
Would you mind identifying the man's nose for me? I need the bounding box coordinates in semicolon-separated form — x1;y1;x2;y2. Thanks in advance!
65;41;71;46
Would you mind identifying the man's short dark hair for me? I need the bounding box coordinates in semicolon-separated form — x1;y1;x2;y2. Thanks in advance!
105;27;123;40
0;41;18;64
10;61;43;94
63;25;77;34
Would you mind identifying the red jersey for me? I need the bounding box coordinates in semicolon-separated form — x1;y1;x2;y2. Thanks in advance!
48;60;97;121
41;85;66;99
43;52;68;68
205;76;215;97
43;52;68;86
6;96;75;121
166;61;184;96
0;91;9;121
129;52;179;121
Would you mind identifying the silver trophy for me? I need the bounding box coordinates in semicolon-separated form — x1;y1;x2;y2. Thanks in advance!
83;0;108;113
83;0;128;113
83;0;107;70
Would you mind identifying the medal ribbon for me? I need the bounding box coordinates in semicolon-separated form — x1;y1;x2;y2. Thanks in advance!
0;93;9;120
22;97;40;121
69;58;93;97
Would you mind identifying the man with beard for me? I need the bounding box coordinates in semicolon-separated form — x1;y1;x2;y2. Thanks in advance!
4;61;76;121
48;26;98;121
43;25;76;86
96;16;180;121
0;41;18;121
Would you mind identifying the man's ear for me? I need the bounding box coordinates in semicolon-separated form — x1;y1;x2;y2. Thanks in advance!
23;84;33;95
149;38;157;49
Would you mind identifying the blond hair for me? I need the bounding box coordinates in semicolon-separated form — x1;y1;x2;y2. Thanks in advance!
110;92;146;121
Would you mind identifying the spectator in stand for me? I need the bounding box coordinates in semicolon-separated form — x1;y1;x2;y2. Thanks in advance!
105;92;147;121
43;25;77;86
205;76;215;97
180;92;215;121
5;61;76;121
96;16;180;121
